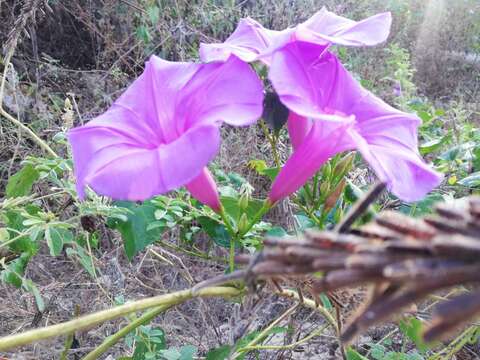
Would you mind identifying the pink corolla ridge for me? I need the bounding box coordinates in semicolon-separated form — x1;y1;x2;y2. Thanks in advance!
268;42;443;203
200;7;392;64
68;55;264;212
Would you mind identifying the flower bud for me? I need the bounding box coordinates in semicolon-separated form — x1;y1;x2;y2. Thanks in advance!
333;152;355;179
319;182;330;198
238;193;249;211
186;168;221;212
237;213;249;234
322;162;331;180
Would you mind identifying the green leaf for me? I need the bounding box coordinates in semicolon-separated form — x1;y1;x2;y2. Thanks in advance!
398;193;445;217
45;227;71;256
248;159;267;174
158;346;196;360
459;172;480;188
159;348;181;360
22;279;45;312
227;172;248;188
266;226;287;237
136;25;151;43
132;326;166;359
344;181;364;203
416;110;433;124
66;247;96;277
248;161;279;181
370;344;386;359
221;196;264;222
262;167;280;181
399;317;428;353
147;5;160;24
473;147;480;171
197;217;231;248
419;132;451;155
439;143;473;161
179;345;197;360
319;293;333;310
1;252;31;287
206;345;232;360
6;164;39;198
109;201;166;260
294;213;316;231
4;210;39;255
346;347;369;360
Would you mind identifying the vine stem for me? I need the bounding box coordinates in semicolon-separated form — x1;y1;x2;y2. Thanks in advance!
155;240;227;264
260;120;281;167
229;235;237;272
240;323;330;352
276;289;337;331
0;286;242;351
82;304;173;360
233;289;338;359
219;206;236;236
219;207;237;272
231;304;300;359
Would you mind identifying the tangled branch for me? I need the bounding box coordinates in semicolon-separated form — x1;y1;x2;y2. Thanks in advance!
235;192;480;343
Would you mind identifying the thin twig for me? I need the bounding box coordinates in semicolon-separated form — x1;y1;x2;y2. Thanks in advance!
336;182;386;233
231;304;300;359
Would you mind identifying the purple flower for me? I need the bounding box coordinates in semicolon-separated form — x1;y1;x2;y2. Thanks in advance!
69;55;264;211
268;42;442;203
200;8;391;64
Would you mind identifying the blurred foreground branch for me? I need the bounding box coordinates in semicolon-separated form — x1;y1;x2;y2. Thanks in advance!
236;193;480;343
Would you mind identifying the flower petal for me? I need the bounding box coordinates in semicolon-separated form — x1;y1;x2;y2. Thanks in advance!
69;54;264;201
347;128;443;202
70;124;221;201
185;168;221;212
270;41;441;201
179;55;264;127
93;56;200;144
287;112;313;150
296;8;392;47
200;10;391;65
199;18;281;63
269;42;340;119
269;118;354;203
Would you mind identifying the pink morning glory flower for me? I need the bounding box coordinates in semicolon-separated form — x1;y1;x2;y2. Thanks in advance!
68;55;264;212
268;42;443;203
200;7;391;64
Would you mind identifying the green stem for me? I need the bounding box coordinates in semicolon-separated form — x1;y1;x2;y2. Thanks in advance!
83;304;172;360
156;239;227;263
219;207;238;272
429;326;480;360
260;121;281;167
311;173;320;205
219;206;236;236
0;286;243;351
229;235;236;273
293;198;323;229
239;324;330;352
302;184;314;207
